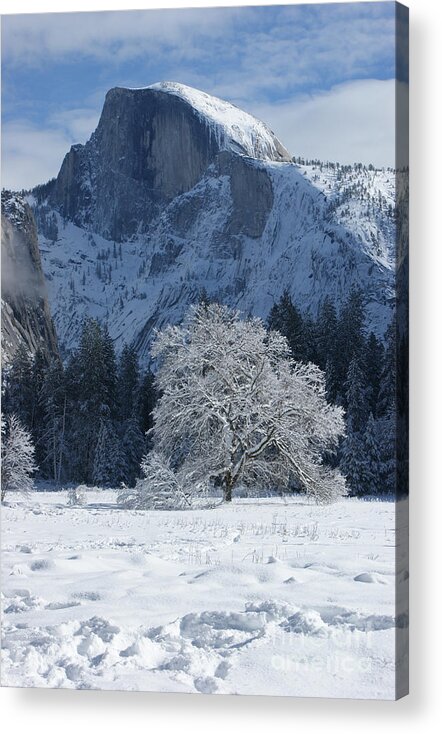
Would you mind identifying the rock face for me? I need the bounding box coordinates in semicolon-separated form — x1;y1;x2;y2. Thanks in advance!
29;82;396;362
49;82;290;242
1;192;59;363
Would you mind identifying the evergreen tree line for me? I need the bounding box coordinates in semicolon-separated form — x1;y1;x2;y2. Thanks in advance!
2;319;157;487
2;291;402;497
267;289;400;496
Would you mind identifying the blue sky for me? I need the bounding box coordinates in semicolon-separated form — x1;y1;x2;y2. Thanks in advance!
1;2;405;189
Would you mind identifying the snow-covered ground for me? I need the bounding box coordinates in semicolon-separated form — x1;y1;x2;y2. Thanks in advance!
1;491;407;698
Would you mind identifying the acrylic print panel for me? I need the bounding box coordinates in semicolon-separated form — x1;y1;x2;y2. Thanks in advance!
1;1;409;698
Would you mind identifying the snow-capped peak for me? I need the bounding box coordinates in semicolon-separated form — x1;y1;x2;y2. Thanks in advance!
126;81;291;162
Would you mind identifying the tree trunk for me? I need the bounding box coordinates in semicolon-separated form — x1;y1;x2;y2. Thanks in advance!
222;472;233;503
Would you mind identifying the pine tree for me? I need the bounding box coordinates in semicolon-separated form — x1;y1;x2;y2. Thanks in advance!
361;413;383;494
376;319;397;494
2;344;34;428
316;298;338;372
101;325;118;417
30;349;48;470
377;319;396;418
339;417;365;495
335;289;366;393
344;357;369;432
365;332;384;416
93;411;124;487
324;357;341;406
302;313;319;364
120;416;145;486
339;358;370;494
66;318;118;483
40;360;67;484
117;344;140;423
268;291;306;362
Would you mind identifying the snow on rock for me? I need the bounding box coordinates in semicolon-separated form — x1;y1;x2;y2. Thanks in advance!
145;81;292;162
33;159;395;360
1;491;408;697
1;191;59;363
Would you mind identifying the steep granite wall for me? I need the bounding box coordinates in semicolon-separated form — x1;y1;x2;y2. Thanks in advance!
1;193;59;363
49;85;289;241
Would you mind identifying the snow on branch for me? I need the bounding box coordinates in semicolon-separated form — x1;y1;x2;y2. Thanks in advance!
148;303;346;504
1;414;37;502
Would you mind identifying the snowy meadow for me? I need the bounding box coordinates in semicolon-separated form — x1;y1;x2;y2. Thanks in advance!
1;489;407;698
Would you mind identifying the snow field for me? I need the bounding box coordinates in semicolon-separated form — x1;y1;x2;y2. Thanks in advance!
1;492;407;697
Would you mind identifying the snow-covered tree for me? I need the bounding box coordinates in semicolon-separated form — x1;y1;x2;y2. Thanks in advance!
151;304;346;503
68;484;86;506
1;414;37;501
118;452;194;510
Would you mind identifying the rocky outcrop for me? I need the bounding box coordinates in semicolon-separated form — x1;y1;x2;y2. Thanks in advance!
1;192;59;363
216;152;274;238
48;83;290;242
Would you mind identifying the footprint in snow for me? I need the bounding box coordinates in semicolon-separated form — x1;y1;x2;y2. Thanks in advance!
72;591;101;601
45;601;81;610
30;559;54;572
354;572;388;584
18;545;32;554
283;576;298;584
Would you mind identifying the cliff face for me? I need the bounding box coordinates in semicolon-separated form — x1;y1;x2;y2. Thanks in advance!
1;192;59;364
49;83;290;242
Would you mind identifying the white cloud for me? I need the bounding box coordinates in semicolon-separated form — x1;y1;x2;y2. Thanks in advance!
250;79;398;168
1;106;101;190
1;8;239;66
49;108;101;143
1;122;72;190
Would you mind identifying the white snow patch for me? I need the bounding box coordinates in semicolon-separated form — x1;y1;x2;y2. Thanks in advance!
1;492;407;698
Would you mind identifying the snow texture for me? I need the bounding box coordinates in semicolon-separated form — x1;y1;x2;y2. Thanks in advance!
1;491;408;698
